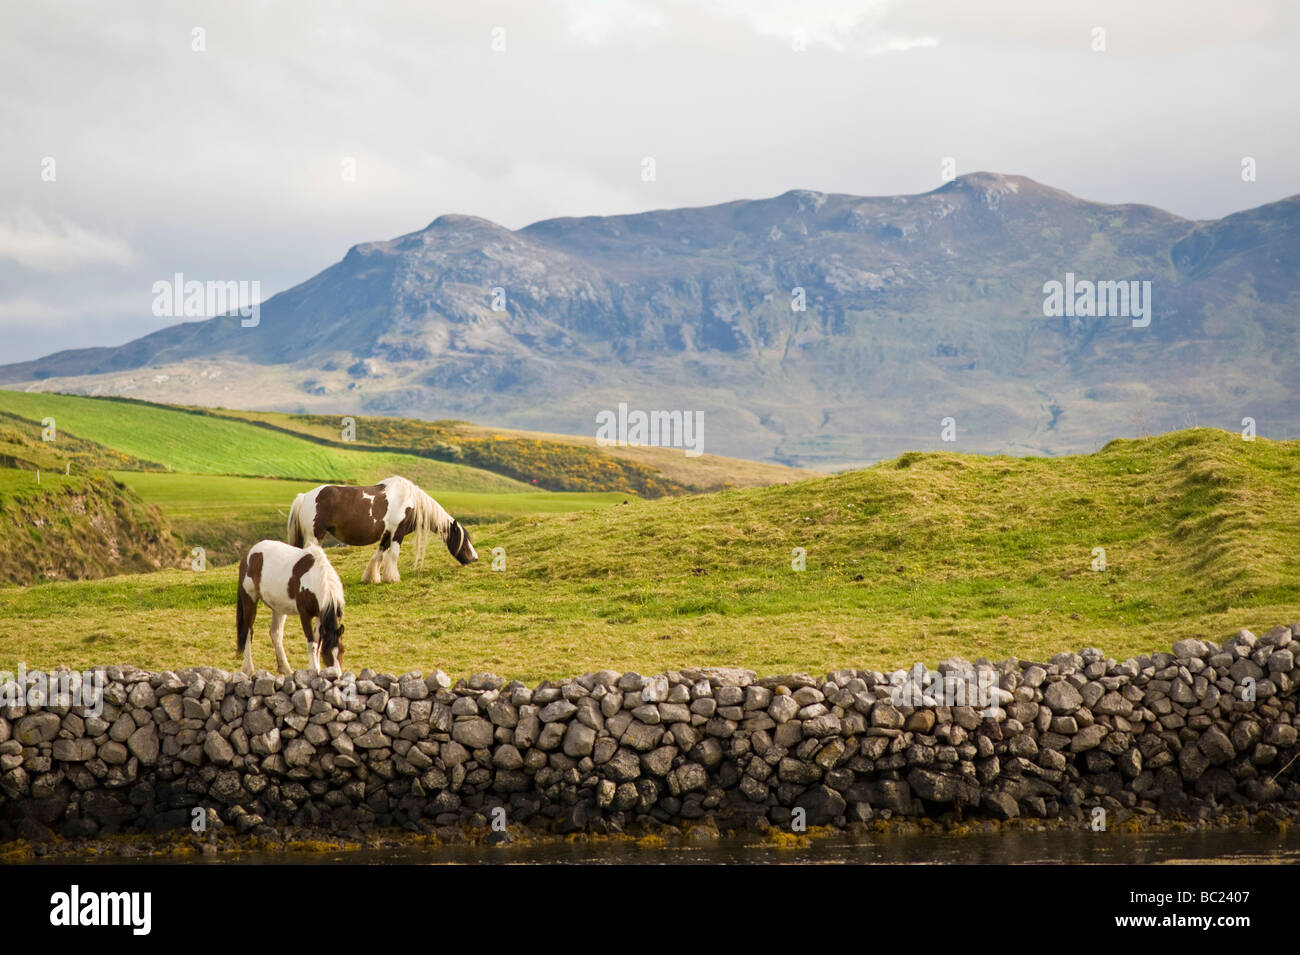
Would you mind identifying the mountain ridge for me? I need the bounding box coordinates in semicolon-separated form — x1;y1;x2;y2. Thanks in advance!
4;172;1297;468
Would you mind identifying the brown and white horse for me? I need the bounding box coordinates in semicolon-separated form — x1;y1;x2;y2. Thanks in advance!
286;475;478;583
237;540;346;675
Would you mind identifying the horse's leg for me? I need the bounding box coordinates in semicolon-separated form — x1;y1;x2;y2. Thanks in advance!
384;538;401;582
270;611;292;675
299;609;320;671
362;545;383;584
240;598;258;676
372;529;398;583
241;632;255;676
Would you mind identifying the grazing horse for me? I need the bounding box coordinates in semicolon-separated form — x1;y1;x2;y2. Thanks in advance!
237;540;345;675
286;474;478;583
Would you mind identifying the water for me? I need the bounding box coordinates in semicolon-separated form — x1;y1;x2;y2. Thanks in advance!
67;828;1300;865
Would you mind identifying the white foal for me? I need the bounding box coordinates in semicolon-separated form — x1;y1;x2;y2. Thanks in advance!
236;540;346;676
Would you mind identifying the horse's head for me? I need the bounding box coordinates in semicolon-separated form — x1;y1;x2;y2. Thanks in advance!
446;519;478;565
319;603;346;670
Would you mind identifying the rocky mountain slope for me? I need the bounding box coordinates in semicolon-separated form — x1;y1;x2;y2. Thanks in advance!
4;173;1297;468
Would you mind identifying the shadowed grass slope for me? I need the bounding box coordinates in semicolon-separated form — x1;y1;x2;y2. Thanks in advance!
0;471;183;584
0;429;1295;680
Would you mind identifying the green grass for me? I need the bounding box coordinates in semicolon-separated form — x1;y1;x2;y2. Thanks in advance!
0;390;523;489
2;428;1297;681
0;470;83;495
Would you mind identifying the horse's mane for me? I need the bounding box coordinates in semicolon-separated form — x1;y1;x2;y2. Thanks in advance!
311;545;346;660
379;476;452;573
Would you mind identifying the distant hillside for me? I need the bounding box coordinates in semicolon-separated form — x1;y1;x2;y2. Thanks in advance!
208;408;809;493
2;173;1298;468
0;391;811;495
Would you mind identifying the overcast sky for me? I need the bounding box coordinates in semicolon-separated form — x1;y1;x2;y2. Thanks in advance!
1;0;1297;363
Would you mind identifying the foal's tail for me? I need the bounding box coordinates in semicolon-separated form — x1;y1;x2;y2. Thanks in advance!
236;552;251;655
287;493;306;547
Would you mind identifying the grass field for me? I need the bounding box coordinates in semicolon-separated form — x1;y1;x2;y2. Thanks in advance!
0;390;525;489
0;469;82;495
2;428;1297;681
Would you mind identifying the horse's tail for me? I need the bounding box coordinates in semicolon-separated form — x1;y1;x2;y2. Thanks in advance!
287;492;306;547
236;552;251;655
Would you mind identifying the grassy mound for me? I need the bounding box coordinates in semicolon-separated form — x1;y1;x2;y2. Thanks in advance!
0;470;183;585
0;428;1294;678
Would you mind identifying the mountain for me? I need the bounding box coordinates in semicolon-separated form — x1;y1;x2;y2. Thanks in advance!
4;173;1299;468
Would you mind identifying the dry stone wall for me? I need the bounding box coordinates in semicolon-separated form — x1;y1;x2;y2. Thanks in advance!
3;625;1300;841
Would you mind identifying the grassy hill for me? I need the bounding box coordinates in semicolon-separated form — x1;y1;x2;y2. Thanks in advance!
0;390;522;486
1;428;1295;680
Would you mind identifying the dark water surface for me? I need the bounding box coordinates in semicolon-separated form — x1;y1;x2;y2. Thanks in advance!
62;828;1300;865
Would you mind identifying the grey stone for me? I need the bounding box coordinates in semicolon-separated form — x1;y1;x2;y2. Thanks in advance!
620;720;663;752
640;675;670;702
1044;682;1082;713
768;695;799;724
871;701;905;729
797;785;846;825
562;722;597;758
203;732;235;765
52;738;95;762
126;724;159;765
15;712;61;745
539;700;578;723
284;738;315;768
1069;724;1108;752
641;746;676;776
1197;726;1235;764
1172;638;1207;660
907;768;958;803
452;718;495;749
